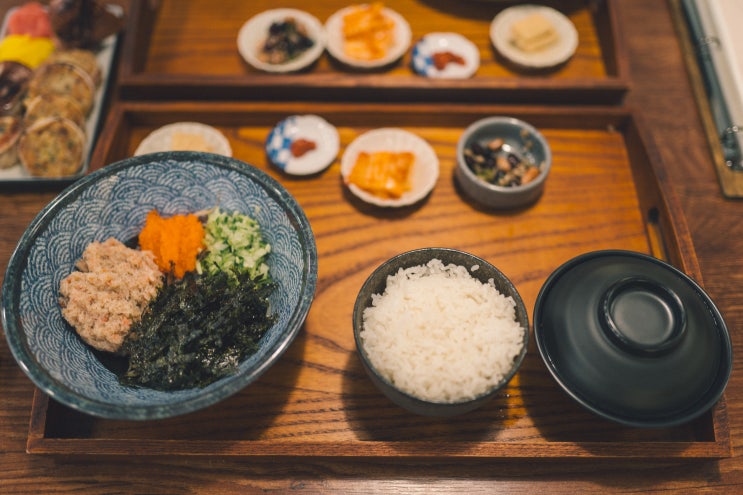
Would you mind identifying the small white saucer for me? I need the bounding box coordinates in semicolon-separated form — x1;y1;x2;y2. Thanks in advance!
490;4;578;69
325;5;411;69
237;9;325;73
411;32;480;79
265;114;339;175
134;122;232;156
341;128;439;207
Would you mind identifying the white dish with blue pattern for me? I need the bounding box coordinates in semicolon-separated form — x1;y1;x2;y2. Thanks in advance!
411;32;480;79
1;152;318;420
265;114;339;175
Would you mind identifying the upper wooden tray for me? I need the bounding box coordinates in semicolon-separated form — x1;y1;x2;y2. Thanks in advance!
26;101;731;458
115;0;630;104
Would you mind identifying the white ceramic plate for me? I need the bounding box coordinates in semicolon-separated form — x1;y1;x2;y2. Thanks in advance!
265;114;340;175
490;4;578;69
237;8;325;73
134;122;232;157
0;4;122;184
341;128;439;207
325;4;411;69
411;32;480;79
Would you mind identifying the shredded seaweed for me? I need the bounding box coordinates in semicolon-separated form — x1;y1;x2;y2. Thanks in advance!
119;270;277;390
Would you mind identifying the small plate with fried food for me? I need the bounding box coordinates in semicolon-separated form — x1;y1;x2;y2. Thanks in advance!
325;3;411;69
134;122;232;157
490;4;578;69
341;128;439;207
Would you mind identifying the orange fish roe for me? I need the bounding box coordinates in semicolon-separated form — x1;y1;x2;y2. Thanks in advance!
138;210;205;279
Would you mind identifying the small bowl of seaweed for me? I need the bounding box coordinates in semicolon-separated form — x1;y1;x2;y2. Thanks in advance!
1;151;318;420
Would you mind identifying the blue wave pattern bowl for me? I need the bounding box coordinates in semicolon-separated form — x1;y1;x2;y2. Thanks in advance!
1;151;318;420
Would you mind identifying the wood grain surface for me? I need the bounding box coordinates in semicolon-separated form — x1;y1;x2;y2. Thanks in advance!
116;0;629;103
21;101;727;458
1;0;742;493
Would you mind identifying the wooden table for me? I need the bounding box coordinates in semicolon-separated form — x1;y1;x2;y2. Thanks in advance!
1;0;741;492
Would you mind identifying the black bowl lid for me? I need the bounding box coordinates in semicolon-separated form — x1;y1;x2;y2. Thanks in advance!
533;250;732;427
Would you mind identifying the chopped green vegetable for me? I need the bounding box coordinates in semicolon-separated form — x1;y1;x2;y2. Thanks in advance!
196;208;271;282
120;270;277;390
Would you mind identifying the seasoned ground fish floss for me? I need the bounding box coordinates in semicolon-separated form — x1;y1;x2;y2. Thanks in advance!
59;238;163;353
359;258;525;403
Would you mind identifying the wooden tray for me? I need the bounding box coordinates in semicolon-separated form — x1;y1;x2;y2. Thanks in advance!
27;101;731;459
116;0;629;104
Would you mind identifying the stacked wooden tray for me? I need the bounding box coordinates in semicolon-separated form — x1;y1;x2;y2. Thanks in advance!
24;0;731;459
115;0;629;103
27;102;731;458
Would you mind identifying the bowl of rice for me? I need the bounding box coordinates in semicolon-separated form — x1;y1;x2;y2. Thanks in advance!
353;247;529;417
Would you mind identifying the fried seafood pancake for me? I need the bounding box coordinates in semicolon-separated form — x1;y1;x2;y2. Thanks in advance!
18;116;86;177
27;61;95;115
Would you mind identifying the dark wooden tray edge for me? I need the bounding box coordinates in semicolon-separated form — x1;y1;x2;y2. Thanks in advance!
27;390;731;458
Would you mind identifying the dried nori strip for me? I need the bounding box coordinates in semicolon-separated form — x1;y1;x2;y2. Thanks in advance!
119;270;276;390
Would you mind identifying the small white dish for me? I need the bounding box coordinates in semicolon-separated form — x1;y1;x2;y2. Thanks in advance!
411;32;480;79
237;8;325;73
341;128;439;207
134;122;232;157
325;4;411;69
265;114;340;175
490;4;578;69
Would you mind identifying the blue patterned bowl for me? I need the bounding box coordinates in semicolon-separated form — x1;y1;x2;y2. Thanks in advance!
1;152;317;420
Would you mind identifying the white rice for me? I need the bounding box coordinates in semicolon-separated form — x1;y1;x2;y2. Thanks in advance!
359;258;525;403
